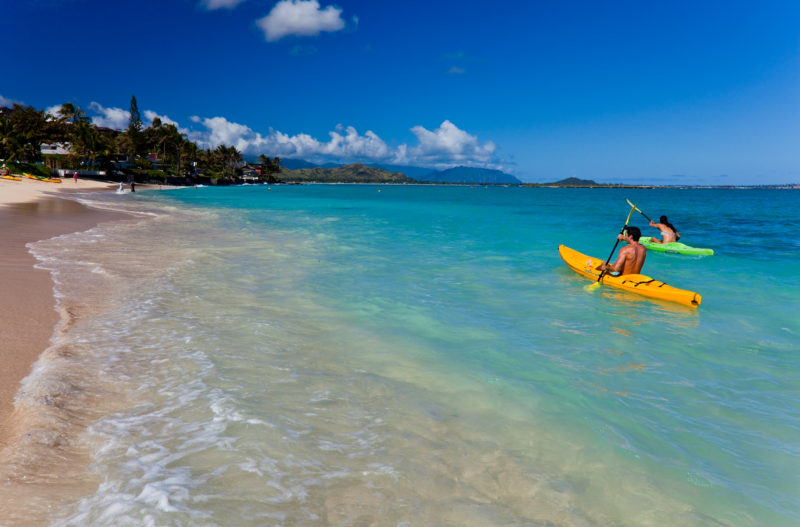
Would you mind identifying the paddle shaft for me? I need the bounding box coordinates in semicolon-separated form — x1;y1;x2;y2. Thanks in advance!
597;203;637;282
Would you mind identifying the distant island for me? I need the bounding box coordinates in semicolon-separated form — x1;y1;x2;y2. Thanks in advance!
519;177;800;189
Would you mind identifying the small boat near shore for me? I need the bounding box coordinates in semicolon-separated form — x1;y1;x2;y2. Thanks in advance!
23;173;62;183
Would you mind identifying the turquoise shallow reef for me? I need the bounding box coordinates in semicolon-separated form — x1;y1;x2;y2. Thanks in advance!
12;185;800;526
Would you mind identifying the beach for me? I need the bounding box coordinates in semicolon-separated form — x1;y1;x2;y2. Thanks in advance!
0;178;129;448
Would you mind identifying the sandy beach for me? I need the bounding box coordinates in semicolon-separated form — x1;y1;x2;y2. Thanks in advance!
0;177;131;448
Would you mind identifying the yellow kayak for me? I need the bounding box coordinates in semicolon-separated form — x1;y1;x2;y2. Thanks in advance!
23;173;61;183
558;245;701;308
1;175;22;181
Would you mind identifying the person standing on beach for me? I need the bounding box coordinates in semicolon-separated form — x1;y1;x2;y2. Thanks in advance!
73;171;78;183
648;215;680;244
596;226;646;276
130;180;136;192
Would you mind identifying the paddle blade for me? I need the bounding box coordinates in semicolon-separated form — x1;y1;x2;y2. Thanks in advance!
584;281;602;292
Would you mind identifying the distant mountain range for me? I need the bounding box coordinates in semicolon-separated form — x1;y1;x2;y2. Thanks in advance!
275;158;521;184
279;158;320;170
418;166;521;184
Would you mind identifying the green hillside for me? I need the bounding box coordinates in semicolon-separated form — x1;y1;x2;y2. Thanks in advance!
281;163;415;183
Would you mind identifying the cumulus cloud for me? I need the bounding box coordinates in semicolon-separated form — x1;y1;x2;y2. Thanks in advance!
257;0;346;42
200;0;246;10
409;120;496;167
187;115;501;170
88;102;130;129
188;116;262;152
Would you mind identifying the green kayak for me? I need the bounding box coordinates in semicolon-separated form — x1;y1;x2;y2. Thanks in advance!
639;237;714;256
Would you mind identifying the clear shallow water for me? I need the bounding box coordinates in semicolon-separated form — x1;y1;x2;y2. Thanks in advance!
6;185;799;526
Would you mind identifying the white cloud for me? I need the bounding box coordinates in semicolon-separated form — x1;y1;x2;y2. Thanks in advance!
187;115;501;170
45;104;63;118
256;0;346;42
188;116;258;152
409;120;496;167
200;0;246;10
0;94;22;107
88;102;130;129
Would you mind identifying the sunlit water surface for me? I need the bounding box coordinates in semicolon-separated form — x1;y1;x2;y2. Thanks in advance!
5;185;799;526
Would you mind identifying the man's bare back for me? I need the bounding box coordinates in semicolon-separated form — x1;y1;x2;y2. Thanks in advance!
613;243;646;274
597;227;646;276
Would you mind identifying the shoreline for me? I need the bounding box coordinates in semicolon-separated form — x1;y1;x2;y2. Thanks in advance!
0;177;144;450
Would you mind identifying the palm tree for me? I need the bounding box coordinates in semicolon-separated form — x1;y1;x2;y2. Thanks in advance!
197;144;242;180
71;121;108;171
181;139;200;177
258;154;282;183
55;102;89;125
219;145;242;178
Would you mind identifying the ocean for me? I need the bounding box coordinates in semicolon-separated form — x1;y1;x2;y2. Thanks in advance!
4;185;799;526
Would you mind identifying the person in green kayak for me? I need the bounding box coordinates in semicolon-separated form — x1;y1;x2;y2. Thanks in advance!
597;226;647;276
648;215;680;244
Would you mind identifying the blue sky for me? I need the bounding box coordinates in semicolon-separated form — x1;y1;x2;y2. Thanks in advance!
3;0;799;184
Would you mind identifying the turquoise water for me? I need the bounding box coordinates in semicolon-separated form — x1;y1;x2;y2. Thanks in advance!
9;185;800;526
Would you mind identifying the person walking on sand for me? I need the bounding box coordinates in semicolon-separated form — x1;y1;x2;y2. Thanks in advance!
130;180;136;192
596;226;646;276
74;171;78;183
648;215;680;244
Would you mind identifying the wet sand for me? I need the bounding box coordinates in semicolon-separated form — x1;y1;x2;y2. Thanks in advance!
0;178;131;448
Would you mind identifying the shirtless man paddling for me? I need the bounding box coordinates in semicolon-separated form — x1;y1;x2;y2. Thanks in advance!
597;226;646;276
